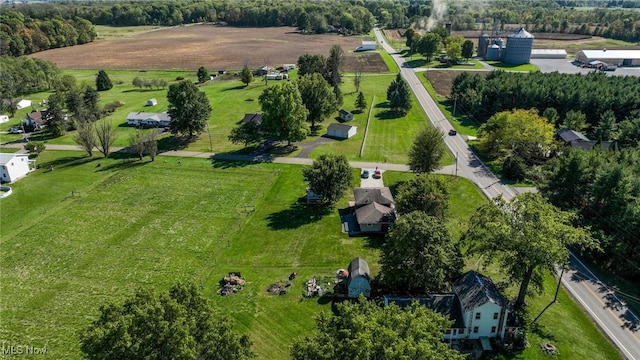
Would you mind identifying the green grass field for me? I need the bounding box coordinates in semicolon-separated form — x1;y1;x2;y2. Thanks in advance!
485;61;540;72
0;150;620;359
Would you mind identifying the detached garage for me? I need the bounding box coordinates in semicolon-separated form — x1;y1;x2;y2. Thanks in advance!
575;49;640;66
327;123;356;139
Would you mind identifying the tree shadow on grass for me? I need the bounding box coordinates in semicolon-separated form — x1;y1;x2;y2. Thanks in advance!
405;58;428;68
375;110;405;120
39;155;98;170
267;201;332;230
157;135;191;152
222;84;247;91
375;101;390;109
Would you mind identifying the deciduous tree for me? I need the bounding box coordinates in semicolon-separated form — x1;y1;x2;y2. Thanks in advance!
297;73;338;131
95;70;112;91
297;54;327;77
380;211;463;293
461;39;474;60
95;117;116;158
197;66;209;83
46;91;67;137
258;81;308;145
417;32;441;62
395;174;450;217
326;44;344;87
74;120;96;157
23;141;45;157
463;193;595;309
167;80;212;138
408;126;446;173
302;153;352;206
291;298;464;360
240;63;253;87
80;283;254;360
228;120;263;147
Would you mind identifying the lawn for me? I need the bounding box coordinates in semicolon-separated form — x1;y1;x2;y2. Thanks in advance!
484;61;539;72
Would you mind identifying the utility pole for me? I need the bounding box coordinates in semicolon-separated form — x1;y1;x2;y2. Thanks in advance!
453;94;457;115
455;151;458;177
206;122;213;152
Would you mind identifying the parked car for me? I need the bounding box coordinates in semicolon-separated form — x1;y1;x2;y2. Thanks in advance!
361;170;370;179
448;129;457;136
373;170;382;179
8;127;23;134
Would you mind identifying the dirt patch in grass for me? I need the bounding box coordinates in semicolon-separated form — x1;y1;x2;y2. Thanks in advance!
424;70;488;97
383;28;405;40
29;24;387;72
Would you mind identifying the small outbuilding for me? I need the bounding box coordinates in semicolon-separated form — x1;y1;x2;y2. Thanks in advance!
146;98;158;106
327;123;356;139
0;153;33;183
0;115;8;123
339;109;353;121
16;99;32;109
347;257;371;298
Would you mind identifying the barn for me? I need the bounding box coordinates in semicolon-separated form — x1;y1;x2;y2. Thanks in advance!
575;49;640;66
327;123;356;139
347;258;371;298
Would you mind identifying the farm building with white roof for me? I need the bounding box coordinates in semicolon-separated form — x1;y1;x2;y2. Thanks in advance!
575;49;640;66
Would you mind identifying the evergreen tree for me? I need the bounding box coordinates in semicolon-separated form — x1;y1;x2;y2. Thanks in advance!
95;70;113;91
386;73;412;115
355;92;367;112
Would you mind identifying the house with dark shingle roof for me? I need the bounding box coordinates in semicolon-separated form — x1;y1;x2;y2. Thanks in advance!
352;187;396;233
383;271;519;345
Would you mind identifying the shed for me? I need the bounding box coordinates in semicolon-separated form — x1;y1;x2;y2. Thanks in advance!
339;109;353;121
146;98;158;106
356;41;377;51
530;49;567;59
0;153;33;183
0;115;8;123
16;99;32;110
347;258;371;298
327;123;356;139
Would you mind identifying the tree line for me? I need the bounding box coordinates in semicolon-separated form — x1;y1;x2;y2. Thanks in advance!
0;56;62;115
541;147;640;279
0;10;96;57
451;71;640;134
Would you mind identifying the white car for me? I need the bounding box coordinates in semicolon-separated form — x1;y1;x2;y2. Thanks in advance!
8;127;23;134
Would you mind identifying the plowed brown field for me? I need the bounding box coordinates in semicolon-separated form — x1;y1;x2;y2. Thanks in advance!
29;24;387;72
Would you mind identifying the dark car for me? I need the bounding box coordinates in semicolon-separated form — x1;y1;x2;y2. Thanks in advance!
372;170;382;179
448;129;457;136
361;170;370;179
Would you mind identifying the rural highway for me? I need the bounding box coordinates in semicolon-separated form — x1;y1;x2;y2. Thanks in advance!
372;28;640;359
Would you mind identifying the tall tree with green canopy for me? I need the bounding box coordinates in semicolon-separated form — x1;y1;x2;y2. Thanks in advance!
258;81;308;145
297;54;327;77
302;153;352;206
297;73;338;131
478;108;555;163
404;27;416;48
594;109;618;141
83;86;100;121
408;126;446;173
386;73;412;115
197;66;209;83
461;39;474;60
395;174;450;217
355;91;367;112
463;193;596;309
291;298;465;360
542;107;559;125
562;109;588;132
380;211;463;294
167;80;212;138
80;283;254;360
45;91;67;137
74;120;96;157
240;63;253;87
417;32;441;62
95;69;112;91
326;44;344;87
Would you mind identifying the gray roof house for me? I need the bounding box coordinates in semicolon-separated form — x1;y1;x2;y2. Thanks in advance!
339;109;354;121
558;129;589;143
347;257;371;298
126;112;172;127
353;187;396;233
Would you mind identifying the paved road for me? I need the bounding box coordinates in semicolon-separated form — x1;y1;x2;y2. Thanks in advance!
374;28;640;358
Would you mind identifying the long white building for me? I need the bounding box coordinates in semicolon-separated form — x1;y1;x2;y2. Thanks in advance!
575;49;640;66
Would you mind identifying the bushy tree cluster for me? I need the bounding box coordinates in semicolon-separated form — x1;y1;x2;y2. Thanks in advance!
541;147;640;278
0;56;61;116
132;77;169;90
451;71;640;134
0;11;96;56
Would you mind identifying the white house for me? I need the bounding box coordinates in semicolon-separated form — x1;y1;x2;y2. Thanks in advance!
265;73;288;80
383;271;519;347
0;153;33;183
146;98;158;106
126;112;172;127
347;257;371;298
356;41;377;51
339;109;354;121
327;123;356;139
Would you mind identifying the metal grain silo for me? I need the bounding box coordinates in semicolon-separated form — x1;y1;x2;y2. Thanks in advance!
478;33;489;57
485;44;501;61
503;28;534;65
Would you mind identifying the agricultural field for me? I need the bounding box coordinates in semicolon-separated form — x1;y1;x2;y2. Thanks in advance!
29;25;387;72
